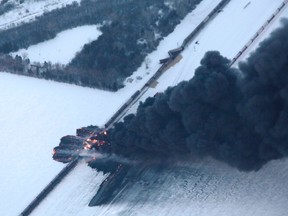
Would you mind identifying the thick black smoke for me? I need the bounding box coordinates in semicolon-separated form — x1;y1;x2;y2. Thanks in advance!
109;19;288;171
238;18;288;158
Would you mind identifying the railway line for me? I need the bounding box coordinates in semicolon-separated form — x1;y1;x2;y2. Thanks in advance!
18;0;288;215
19;158;78;216
230;0;288;66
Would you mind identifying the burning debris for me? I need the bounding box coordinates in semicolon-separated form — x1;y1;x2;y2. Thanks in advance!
83;130;111;152
52;135;84;163
52;135;83;163
52;127;100;163
53;126;117;173
76;125;99;137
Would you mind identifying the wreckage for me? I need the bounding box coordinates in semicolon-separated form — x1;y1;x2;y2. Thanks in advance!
52;126;133;205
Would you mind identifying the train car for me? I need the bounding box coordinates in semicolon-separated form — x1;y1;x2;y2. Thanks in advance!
104;91;140;128
159;57;171;64
60;135;83;146
52;146;75;163
83;129;111;153
131;90;140;100
168;47;183;58
76;125;99;137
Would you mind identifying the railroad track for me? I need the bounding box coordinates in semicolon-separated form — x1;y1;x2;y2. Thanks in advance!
19;158;78;216
230;0;288;66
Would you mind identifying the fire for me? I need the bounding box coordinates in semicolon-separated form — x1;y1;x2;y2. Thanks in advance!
82;128;110;151
91;139;98;143
84;142;92;150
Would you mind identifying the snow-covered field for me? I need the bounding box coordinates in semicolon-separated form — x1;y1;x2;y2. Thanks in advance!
31;157;288;216
0;71;149;216
0;0;81;30
12;25;102;64
1;0;288;215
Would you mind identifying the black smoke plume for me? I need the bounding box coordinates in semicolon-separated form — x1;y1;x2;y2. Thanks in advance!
109;19;288;171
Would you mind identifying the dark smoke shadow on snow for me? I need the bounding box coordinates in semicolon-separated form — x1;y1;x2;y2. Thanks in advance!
108;19;288;171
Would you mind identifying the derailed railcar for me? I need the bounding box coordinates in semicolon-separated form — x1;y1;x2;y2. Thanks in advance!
168;47;183;58
159;57;171;64
83;129;112;153
52;146;76;163
59;135;84;150
76;125;99;137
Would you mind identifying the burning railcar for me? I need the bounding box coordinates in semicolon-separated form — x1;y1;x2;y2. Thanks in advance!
59;135;83;150
53;126;111;163
76;125;99;137
83;129;111;153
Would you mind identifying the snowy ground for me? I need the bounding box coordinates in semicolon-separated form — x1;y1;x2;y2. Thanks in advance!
0;72;148;216
32;158;288;216
100;158;288;216
1;0;288;215
0;0;81;30
11;25;102;64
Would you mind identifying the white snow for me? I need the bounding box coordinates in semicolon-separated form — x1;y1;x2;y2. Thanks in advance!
30;157;288;216
11;25;102;64
0;0;81;31
1;0;288;215
31;162;108;216
0;71;149;216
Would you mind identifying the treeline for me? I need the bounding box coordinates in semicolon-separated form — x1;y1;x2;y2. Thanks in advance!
0;0;202;90
0;0;15;16
0;53;119;90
